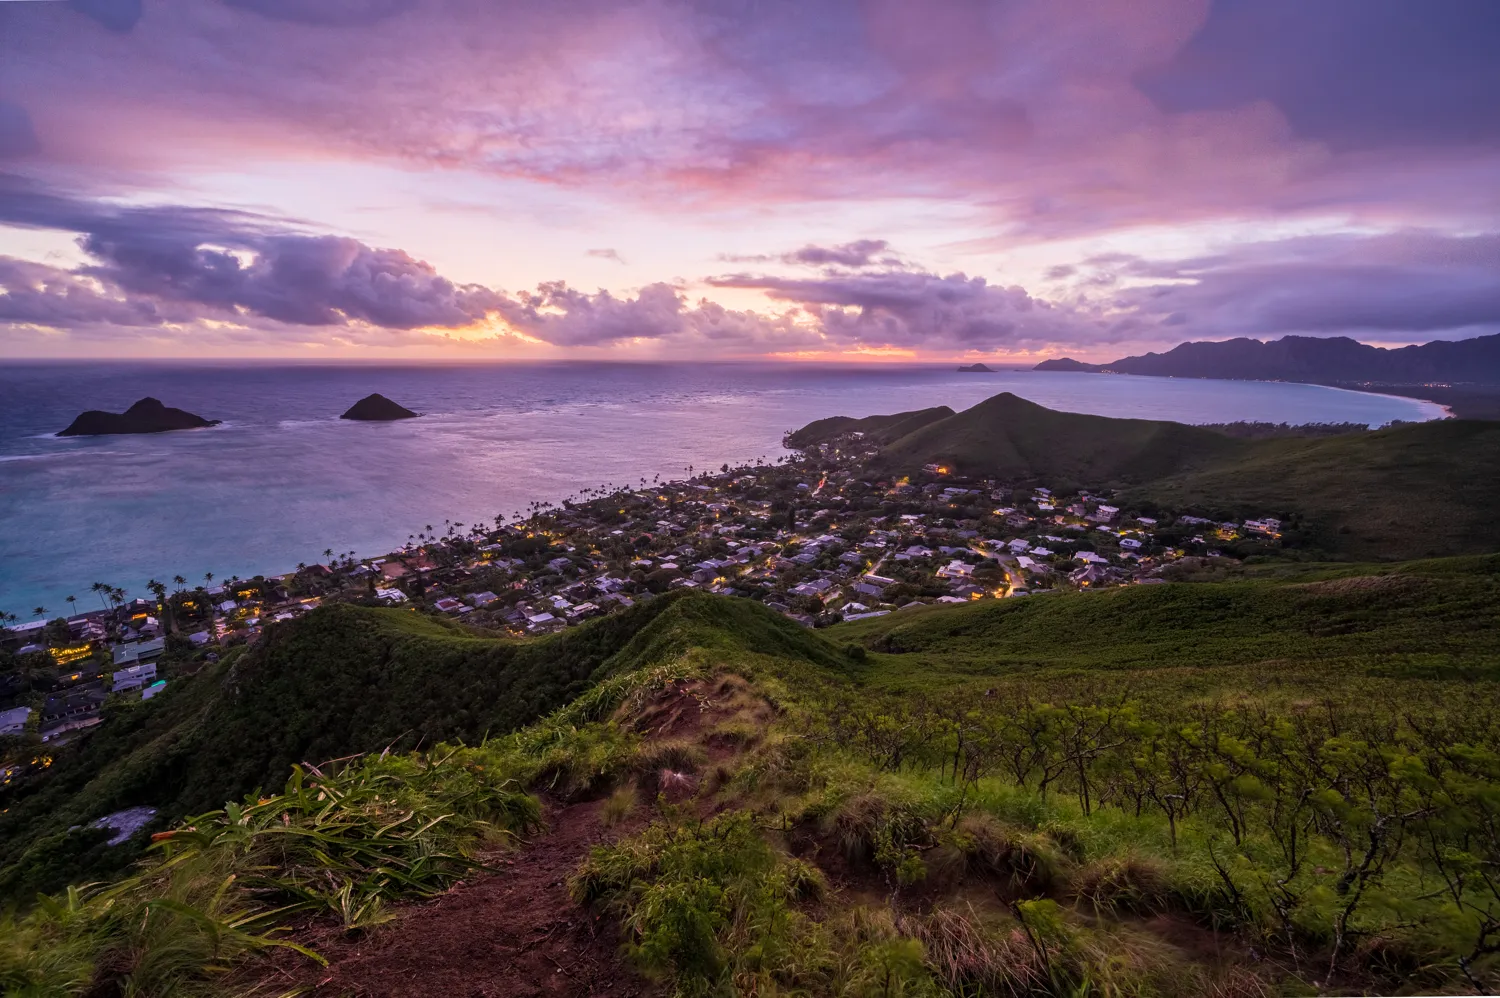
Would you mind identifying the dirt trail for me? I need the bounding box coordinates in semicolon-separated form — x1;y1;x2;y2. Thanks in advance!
271;798;655;998
265;678;754;997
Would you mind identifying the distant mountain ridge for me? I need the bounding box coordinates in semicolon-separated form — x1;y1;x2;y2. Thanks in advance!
1035;333;1500;384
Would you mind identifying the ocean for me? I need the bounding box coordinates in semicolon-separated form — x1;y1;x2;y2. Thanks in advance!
0;361;1444;614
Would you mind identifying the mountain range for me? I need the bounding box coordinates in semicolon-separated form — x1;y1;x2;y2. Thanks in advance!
1034;333;1500;384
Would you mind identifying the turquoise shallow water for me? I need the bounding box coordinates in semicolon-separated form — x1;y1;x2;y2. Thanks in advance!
0;362;1443;614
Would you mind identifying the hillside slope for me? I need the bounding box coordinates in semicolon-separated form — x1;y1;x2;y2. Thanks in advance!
10;569;1500;995
0;591;841;889
784;404;954;448
831;554;1500;691
1127;418;1500;559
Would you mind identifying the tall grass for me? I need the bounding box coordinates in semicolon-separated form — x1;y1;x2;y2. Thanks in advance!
0;751;538;996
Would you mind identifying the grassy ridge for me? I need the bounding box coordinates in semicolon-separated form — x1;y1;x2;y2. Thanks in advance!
830;554;1500;694
0;592;842;895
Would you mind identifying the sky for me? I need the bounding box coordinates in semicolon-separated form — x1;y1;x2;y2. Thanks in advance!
0;0;1497;362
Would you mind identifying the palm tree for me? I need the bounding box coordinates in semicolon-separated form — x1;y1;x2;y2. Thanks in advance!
66;595;77;618
32;606;47;621
204;572;214;589
91;581;109;611
323;548;334;563
173;575;186;588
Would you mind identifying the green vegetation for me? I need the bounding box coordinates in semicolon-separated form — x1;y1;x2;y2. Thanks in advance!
0;751;537;996
0;591;847;895
791;391;1500;559
831;554;1500;694
1125;419;1500;560
7;559;1500;994
785;406;955;450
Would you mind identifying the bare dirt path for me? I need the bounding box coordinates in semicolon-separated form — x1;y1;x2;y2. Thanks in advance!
270;798;656;998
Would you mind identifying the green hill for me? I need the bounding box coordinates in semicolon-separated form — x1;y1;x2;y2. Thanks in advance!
784;405;954;448
0;592;842;890
874;392;1239;484
790;391;1500;559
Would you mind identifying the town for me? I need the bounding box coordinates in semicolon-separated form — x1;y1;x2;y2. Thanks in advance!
1;435;1290;764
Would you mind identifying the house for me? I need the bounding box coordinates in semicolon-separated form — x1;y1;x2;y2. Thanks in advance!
843;610;891;621
852;582;885;598
141;680;167;701
1074;551;1108;565
112;662;157;693
863;574;898;587
112;636;165;667
0;706;30;737
1119;538;1143;550
374;587;407;603
433;597;467;613
468;591;499;607
1071;564;1113;587
187;631;213;647
1007;538;1030;553
936;560;973;579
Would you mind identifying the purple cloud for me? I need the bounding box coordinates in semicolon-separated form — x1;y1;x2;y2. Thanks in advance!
785;240;891;268
0;101;39;159
710;268;1112;351
1102;231;1500;341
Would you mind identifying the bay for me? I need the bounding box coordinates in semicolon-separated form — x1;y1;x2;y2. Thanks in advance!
0;361;1444;614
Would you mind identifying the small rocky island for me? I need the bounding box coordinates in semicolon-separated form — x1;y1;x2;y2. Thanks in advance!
340;393;420;421
957;362;996;373
57;397;221;437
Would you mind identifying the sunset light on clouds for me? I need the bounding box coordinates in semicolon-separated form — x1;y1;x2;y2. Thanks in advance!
1;0;1497;360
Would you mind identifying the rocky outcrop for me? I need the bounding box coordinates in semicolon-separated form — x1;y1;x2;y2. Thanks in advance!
340;393;420;421
957;363;996;373
57;397;221;436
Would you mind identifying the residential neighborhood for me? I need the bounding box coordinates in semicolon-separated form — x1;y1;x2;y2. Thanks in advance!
1;443;1291;760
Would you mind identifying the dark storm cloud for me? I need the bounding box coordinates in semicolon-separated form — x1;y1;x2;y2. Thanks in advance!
1140;0;1500;151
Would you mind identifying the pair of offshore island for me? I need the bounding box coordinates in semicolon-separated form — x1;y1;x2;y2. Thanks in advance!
55;393;419;437
55;364;994;437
